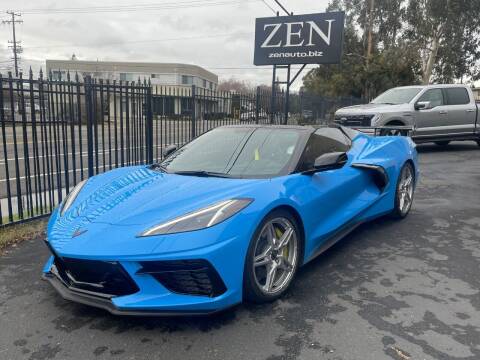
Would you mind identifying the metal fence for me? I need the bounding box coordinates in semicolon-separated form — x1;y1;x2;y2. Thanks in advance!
0;71;363;226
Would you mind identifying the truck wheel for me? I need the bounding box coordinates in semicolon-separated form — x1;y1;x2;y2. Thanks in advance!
434;141;450;146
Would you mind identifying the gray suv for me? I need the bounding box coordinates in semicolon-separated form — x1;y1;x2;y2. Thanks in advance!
334;84;480;145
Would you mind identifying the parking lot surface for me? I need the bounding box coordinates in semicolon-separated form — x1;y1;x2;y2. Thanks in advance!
1;142;479;360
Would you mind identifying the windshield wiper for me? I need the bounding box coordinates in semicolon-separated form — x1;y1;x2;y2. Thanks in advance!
172;170;231;178
149;163;169;173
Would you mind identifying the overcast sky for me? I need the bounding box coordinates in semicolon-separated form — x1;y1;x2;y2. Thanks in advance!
0;0;330;89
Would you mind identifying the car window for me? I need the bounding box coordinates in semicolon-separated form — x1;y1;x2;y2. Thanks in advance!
444;88;470;105
228;128;300;177
418;89;444;108
162;127;303;178
162;127;251;173
297;128;351;172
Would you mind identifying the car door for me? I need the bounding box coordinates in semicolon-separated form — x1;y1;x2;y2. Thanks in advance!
296;128;377;257
443;87;476;135
414;88;450;137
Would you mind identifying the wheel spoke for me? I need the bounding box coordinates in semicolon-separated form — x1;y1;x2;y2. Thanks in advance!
267;223;276;246
254;247;272;268
275;227;293;250
404;175;413;187
263;263;278;292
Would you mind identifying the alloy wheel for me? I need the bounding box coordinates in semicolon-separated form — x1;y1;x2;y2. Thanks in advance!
397;164;414;215
252;217;298;295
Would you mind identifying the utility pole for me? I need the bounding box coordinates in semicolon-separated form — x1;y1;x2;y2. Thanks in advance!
2;11;23;77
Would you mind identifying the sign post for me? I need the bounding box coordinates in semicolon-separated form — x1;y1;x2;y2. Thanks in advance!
254;11;345;123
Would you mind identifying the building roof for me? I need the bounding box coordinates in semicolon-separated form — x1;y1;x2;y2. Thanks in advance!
45;59;218;83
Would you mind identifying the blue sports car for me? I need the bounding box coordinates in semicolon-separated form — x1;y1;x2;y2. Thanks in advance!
43;125;419;315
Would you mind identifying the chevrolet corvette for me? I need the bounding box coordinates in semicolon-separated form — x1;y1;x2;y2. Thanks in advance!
43;125;419;315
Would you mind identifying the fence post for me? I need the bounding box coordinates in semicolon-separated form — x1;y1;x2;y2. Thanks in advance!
85;76;94;178
145;85;154;164
255;86;260;124
191;85;196;139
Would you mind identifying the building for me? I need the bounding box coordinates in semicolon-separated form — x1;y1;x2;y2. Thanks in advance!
46;59;222;117
45;59;218;90
473;87;480;101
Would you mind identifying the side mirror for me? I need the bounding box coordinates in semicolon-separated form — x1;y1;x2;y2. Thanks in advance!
303;152;348;174
163;144;177;158
414;101;432;110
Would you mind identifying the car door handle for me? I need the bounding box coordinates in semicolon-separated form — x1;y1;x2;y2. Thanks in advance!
466;109;475;113
439;111;448;115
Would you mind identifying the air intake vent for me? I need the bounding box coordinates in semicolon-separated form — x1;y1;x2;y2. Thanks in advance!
137;260;227;297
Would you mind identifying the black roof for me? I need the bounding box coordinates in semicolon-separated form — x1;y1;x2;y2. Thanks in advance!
219;124;360;140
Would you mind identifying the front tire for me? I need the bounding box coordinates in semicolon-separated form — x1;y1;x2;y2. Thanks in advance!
391;162;415;219
243;210;301;303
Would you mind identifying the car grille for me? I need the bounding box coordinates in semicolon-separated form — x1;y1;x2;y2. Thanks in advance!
334;114;374;127
50;254;139;298
137;260;227;297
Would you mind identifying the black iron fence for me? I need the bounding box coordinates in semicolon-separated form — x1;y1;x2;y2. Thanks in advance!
0;71;363;226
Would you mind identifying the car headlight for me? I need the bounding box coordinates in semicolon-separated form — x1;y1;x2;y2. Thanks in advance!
60;180;87;216
139;198;253;237
371;114;382;125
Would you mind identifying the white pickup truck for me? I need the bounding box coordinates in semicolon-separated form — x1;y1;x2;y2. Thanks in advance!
334;84;480;146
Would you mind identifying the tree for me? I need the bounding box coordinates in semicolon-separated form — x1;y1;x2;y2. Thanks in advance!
404;0;480;84
302;0;479;98
217;78;251;92
303;0;420;99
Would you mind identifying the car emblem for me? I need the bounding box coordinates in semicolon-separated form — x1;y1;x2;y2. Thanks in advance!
72;228;87;238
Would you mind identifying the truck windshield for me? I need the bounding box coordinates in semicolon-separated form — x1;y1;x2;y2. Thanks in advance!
371;87;422;105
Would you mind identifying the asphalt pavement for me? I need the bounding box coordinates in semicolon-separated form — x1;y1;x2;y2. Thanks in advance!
0;141;479;360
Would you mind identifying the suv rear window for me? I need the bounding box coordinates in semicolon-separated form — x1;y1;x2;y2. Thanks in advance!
444;88;470;105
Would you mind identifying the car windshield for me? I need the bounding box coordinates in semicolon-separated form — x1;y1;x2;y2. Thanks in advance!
371;87;422;105
160;127;302;178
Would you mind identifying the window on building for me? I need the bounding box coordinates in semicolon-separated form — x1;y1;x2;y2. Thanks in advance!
203;79;207;88
120;73;134;82
182;75;193;85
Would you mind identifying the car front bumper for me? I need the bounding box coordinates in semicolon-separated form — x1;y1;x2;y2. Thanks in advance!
42;231;248;315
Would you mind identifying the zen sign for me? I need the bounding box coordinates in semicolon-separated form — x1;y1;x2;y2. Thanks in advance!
254;12;345;66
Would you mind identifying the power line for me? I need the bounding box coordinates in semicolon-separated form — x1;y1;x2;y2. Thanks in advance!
17;0;260;14
2;11;23;77
273;0;291;15
261;0;277;14
23;32;251;50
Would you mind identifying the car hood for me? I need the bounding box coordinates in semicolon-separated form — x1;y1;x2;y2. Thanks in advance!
63;166;267;226
47;166;267;255
336;103;409;115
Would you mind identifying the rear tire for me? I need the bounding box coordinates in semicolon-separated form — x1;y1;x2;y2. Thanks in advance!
243;209;301;303
391;162;415;219
435;141;450;146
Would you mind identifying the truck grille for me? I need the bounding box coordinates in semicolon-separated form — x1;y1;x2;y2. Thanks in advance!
137;260;227;297
334;114;374;127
